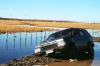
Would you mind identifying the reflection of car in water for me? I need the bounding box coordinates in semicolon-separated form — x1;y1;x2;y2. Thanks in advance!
35;28;94;59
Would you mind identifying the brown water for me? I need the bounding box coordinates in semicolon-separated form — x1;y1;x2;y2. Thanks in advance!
48;60;93;66
0;30;100;66
48;42;100;66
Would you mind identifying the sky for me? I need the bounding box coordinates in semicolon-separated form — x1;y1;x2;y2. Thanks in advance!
0;0;100;23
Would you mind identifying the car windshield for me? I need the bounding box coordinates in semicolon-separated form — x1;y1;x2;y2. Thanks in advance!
46;33;62;42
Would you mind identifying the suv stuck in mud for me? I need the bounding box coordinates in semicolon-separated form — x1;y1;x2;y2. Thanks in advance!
35;28;94;59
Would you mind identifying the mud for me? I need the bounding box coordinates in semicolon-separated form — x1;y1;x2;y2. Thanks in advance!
6;52;94;66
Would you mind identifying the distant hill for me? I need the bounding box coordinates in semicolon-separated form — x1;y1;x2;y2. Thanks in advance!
0;17;79;23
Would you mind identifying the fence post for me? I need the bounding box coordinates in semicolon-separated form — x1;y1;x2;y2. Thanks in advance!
14;33;15;48
0;29;1;35
31;32;32;47
25;28;27;48
20;32;21;48
44;30;46;41
40;30;42;44
51;29;53;34
0;29;1;33
36;31;38;45
6;29;8;50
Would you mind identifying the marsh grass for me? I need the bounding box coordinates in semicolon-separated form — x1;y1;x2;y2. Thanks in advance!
0;19;100;33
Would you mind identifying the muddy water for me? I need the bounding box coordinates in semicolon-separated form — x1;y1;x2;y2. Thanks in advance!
48;60;93;66
49;29;100;66
48;42;100;66
0;29;100;66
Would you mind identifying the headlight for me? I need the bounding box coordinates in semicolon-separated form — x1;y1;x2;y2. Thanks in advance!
57;39;65;47
35;47;41;54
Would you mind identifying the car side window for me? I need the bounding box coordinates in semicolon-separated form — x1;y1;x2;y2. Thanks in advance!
80;31;84;36
46;36;55;42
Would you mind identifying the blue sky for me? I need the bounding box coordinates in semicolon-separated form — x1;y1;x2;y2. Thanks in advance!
0;0;100;23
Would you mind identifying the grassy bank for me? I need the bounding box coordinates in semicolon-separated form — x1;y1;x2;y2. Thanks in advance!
0;20;49;33
0;19;100;33
0;25;49;33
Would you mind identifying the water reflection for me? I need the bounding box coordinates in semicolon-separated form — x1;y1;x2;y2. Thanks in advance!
0;31;53;63
48;59;93;66
0;29;100;65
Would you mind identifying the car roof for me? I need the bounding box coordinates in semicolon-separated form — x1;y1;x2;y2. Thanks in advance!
46;28;87;41
52;28;85;36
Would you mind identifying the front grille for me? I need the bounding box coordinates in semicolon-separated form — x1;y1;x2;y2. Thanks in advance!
41;43;57;50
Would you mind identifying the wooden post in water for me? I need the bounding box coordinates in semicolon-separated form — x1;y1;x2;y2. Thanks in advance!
0;29;1;46
51;29;53;34
25;28;27;48
0;29;1;33
31;32;32;47
20;32;21;48
0;29;1;35
36;31;38;45
6;29;8;50
99;31;100;37
44;30;46;41
49;29;50;35
40;30;42;44
91;28;93;36
14;33;15;48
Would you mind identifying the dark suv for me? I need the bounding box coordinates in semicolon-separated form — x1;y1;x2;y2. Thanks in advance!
35;28;94;59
